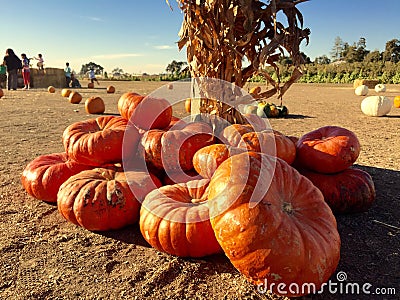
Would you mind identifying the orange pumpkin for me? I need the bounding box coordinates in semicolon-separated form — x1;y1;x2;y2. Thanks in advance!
85;96;105;114
61;88;72;97
106;85;115;93
140;179;222;257
47;86;55;93
88;82;95;89
394;96;400;108
58;168;161;231
208;152;341;297
185;98;191;113
68;91;82;104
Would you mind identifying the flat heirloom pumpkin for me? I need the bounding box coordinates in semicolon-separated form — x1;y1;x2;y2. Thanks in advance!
63;116;139;166
361;96;392;117
208;152;340;297
140;179;222;257
58;168;161;231
21;152;93;203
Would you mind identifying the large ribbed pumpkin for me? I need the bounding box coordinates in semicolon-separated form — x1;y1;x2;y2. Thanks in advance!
58;168;161;231
299;167;376;214
21;152;93;203
138;122;214;172
296;126;360;174
140;179;222;257
62;116;139;166
117;92;172;130
207;152;341;297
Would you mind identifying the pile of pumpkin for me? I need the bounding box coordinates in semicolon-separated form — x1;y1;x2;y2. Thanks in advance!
21;92;375;297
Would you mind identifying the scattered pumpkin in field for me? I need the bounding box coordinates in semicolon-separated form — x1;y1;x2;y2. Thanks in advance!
249;86;261;96
140;179;222;257
85;96;105;114
21;152;94;203
185;98;191;113
62;116;139;166
354;84;368;96
207;152;341;297
374;83;386;93
58;168;161;231
47;86;55;93
68;91;82;104
61;88;72;97
117;92;172;130
394;96;400;108
361;95;392;117
106;85;115;93
88;82;95;89
299;167;376;214
296;125;360;174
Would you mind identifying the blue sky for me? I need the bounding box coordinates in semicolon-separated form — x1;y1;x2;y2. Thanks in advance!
2;0;400;74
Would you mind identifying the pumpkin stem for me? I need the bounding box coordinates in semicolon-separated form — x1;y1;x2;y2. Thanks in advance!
282;202;294;215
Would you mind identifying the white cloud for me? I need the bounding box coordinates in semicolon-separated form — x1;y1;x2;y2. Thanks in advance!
91;53;143;59
88;17;103;22
154;45;174;50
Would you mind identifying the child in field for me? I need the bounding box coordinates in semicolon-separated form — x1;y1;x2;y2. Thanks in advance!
88;69;99;85
0;62;6;89
70;73;81;88
21;53;31;90
33;54;44;72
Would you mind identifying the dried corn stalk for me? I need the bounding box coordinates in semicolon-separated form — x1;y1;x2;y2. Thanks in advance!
167;0;310;128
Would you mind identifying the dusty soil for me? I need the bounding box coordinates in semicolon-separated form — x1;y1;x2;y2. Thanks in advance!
0;81;399;300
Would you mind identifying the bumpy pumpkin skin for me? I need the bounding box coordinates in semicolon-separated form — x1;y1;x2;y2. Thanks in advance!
296;126;360;174
300;167;376;214
238;130;296;165
63;116;139;167
208;152;341;297
140;179;222;257
57;168;161;231
117;92;172;130
192;144;247;179
138;122;214;172
21;152;94;203
220;124;254;146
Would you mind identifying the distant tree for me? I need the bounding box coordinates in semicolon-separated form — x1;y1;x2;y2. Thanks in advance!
112;67;124;75
364;50;381;63
80;62;104;75
166;60;187;76
382;39;400;62
104;71;108;79
330;36;344;61
314;55;331;64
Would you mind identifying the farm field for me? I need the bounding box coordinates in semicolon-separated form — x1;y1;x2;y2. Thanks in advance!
0;81;399;299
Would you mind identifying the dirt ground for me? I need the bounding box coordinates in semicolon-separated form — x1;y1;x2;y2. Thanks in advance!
0;80;399;300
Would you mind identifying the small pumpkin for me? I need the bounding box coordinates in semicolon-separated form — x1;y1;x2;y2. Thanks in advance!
106;85;115;93
68;91;82;104
21;152;94;203
85;96;105;114
299;167;376;214
354;84;368;96
394;96;400;108
140;179;222;257
88;82;95;89
61;88;72;97
296;125;360;174
249;86;261;95
361;96;392;117
47;86;55;93
193;144;247;179
117;92;172;130
63;116;140;166
184;98;191;113
207;152;340;297
374;83;386;93
58;168;161;231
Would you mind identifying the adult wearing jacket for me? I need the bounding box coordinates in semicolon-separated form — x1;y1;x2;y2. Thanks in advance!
3;48;21;90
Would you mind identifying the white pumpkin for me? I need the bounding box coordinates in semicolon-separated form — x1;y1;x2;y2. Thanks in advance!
256;103;267;118
374;84;386;93
355;85;369;96
361;96;392;117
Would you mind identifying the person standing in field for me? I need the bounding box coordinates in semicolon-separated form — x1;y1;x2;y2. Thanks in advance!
64;62;72;87
88;68;99;85
3;48;22;90
0;62;7;89
21;53;31;90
